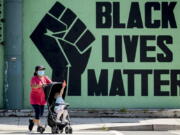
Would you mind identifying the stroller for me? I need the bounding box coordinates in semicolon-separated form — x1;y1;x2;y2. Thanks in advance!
43;82;73;134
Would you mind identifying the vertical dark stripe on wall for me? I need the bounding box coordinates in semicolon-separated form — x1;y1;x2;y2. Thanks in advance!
4;0;23;109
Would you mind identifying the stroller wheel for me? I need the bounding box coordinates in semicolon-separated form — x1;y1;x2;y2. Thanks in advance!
65;126;73;134
51;126;59;134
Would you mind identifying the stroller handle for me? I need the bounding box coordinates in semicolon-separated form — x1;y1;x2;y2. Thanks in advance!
43;82;63;87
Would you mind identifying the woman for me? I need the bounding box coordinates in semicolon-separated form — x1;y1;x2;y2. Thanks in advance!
29;65;52;132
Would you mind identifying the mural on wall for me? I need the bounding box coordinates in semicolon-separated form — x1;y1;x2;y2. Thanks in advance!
30;2;95;97
26;0;180;108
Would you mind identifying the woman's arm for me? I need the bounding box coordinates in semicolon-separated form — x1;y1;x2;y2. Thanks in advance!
45;76;52;84
31;84;42;89
31;77;43;89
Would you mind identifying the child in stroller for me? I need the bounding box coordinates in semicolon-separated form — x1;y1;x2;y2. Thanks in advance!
43;81;72;134
54;81;68;124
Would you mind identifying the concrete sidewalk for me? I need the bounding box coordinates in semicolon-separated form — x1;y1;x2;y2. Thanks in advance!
1;109;180;134
0;117;180;134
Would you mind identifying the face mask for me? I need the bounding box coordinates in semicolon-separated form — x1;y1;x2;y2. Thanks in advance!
37;70;45;76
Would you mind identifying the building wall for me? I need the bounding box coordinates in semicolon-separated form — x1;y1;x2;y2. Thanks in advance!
23;0;180;109
0;46;4;108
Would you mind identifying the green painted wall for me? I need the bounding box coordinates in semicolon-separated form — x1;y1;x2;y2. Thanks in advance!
23;0;180;109
0;45;4;108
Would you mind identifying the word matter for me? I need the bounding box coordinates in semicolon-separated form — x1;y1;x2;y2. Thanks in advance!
88;69;180;96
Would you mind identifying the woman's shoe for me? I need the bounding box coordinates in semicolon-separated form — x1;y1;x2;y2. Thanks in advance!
28;119;34;131
37;126;45;133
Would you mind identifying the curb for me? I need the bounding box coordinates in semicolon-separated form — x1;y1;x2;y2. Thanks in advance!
84;124;180;131
70;109;180;118
0;109;180;118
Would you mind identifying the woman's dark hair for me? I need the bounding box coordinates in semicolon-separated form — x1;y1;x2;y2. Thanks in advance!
34;66;39;76
34;72;37;76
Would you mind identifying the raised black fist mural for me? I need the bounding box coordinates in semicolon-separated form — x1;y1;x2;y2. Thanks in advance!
30;2;95;97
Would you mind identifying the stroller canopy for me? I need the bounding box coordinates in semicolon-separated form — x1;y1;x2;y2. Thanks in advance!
43;82;63;105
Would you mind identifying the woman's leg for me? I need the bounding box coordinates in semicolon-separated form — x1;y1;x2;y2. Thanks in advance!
29;104;42;131
40;105;45;117
32;105;42;126
32;105;45;132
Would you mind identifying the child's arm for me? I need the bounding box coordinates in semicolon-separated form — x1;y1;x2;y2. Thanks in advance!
59;80;66;97
59;87;65;97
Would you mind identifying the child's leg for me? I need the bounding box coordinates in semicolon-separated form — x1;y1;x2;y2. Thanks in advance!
62;110;68;122
55;105;64;121
56;110;64;120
